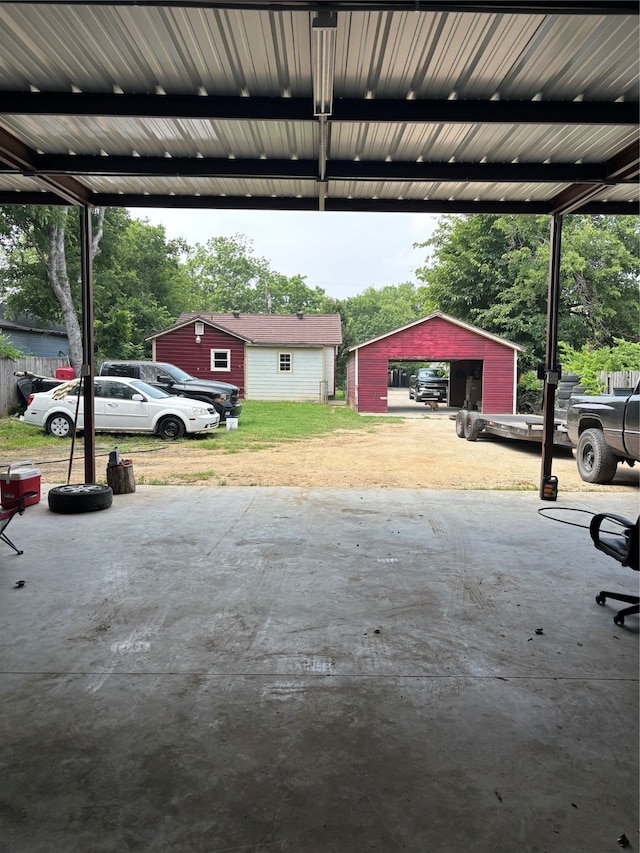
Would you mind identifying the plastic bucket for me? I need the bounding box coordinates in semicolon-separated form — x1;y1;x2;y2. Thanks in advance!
226;417;239;432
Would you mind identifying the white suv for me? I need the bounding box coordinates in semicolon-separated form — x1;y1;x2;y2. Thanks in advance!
24;377;220;440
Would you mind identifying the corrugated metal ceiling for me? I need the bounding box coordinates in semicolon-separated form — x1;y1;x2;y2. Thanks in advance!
0;1;637;214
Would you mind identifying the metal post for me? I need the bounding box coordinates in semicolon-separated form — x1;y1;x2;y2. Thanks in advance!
539;213;563;500
80;205;96;484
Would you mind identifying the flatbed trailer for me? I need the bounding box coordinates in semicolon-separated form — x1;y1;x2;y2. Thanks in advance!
454;410;573;448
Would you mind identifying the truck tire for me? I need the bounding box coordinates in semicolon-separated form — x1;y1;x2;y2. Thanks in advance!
48;484;113;514
576;428;618;484
464;411;481;441
455;410;465;438
559;373;580;387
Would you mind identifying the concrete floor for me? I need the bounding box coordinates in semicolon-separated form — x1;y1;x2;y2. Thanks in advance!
1;485;638;853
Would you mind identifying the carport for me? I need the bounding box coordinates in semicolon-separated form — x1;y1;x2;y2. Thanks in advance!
346;310;524;414
0;3;638;850
0;1;638;495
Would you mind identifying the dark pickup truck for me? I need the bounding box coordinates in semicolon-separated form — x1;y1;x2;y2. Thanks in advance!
566;382;639;483
99;361;242;420
408;368;449;404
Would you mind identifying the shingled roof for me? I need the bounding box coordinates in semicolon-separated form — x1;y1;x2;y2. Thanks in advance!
153;313;343;347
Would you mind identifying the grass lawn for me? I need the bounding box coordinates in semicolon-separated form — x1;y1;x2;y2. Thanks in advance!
0;401;396;466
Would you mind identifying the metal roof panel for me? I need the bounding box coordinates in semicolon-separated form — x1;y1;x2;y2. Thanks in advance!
0;3;637;213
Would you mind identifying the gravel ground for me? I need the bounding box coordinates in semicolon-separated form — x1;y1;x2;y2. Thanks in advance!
38;390;639;493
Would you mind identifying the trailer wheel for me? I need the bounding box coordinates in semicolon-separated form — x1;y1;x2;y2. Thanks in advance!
464;411;481;441
576;428;618;484
455;410;466;438
48;483;113;514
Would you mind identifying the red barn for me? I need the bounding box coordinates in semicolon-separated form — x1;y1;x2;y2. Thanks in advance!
347;312;523;414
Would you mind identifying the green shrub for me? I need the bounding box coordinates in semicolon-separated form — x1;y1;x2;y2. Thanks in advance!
559;339;640;392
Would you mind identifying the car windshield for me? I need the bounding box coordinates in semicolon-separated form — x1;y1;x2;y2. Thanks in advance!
129;379;171;399
160;364;193;382
418;369;446;379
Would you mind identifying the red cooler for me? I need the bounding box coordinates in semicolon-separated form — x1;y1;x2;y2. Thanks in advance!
1;461;41;508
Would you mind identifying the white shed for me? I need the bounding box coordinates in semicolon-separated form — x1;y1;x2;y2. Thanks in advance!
153;312;343;402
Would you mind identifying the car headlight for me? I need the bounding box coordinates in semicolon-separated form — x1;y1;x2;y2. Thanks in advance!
191;406;209;416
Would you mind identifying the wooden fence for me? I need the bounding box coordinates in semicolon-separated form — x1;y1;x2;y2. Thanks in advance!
598;370;640;393
0;356;71;416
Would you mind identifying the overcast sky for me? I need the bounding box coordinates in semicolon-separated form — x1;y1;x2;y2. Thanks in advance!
129;208;440;301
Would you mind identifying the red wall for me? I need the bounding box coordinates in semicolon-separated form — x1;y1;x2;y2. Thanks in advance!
351;316;517;414
155;324;246;396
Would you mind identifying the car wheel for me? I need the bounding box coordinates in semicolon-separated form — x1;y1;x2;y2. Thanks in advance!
48;483;113;514
455;410;466;438
464;411;481;441
157;416;185;440
576;428;618;484
46;413;74;438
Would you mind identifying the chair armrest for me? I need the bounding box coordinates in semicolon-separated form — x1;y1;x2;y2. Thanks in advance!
590;513;639;568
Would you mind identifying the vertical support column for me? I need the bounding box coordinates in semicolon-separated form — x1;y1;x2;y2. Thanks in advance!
80;205;96;484
539;213;563;501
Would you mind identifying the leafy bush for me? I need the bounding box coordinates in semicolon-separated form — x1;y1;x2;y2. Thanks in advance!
517;370;543;412
559;339;640;392
0;334;26;359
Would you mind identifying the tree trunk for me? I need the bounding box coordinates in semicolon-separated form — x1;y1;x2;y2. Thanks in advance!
45;206;107;374
46;210;83;372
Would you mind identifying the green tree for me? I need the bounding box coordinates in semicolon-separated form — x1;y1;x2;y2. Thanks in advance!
92;211;190;358
183;234;330;314
415;214;640;370
342;282;424;345
559;339;640;392
0;205;101;369
335;282;425;387
0;206;190;364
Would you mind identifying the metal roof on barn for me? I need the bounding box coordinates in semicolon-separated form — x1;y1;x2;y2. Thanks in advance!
153;311;343;346
0;1;638;216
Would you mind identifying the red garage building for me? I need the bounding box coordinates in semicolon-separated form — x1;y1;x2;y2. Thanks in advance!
346;311;524;415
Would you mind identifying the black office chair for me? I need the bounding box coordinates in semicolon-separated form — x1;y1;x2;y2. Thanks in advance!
590;513;639;627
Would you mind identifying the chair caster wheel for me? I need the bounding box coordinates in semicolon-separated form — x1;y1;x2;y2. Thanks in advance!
614;614;624;627
595;594;606;606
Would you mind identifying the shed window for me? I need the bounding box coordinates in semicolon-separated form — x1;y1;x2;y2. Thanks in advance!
210;349;230;371
279;352;292;373
194;321;205;336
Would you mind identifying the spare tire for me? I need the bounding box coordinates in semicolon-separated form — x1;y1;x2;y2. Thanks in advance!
559;372;580;386
455;410;466;438
48;483;113;514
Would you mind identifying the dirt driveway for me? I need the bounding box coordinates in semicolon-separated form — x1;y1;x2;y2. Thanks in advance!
45;390;639;493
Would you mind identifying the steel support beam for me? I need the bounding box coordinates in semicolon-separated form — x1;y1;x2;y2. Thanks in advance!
0;126;92;206
551;141;640;215
19;153;622;186
79;206;96;484
0;191;636;216
1;91;636;126
0;1;635;13
539;213;563;501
